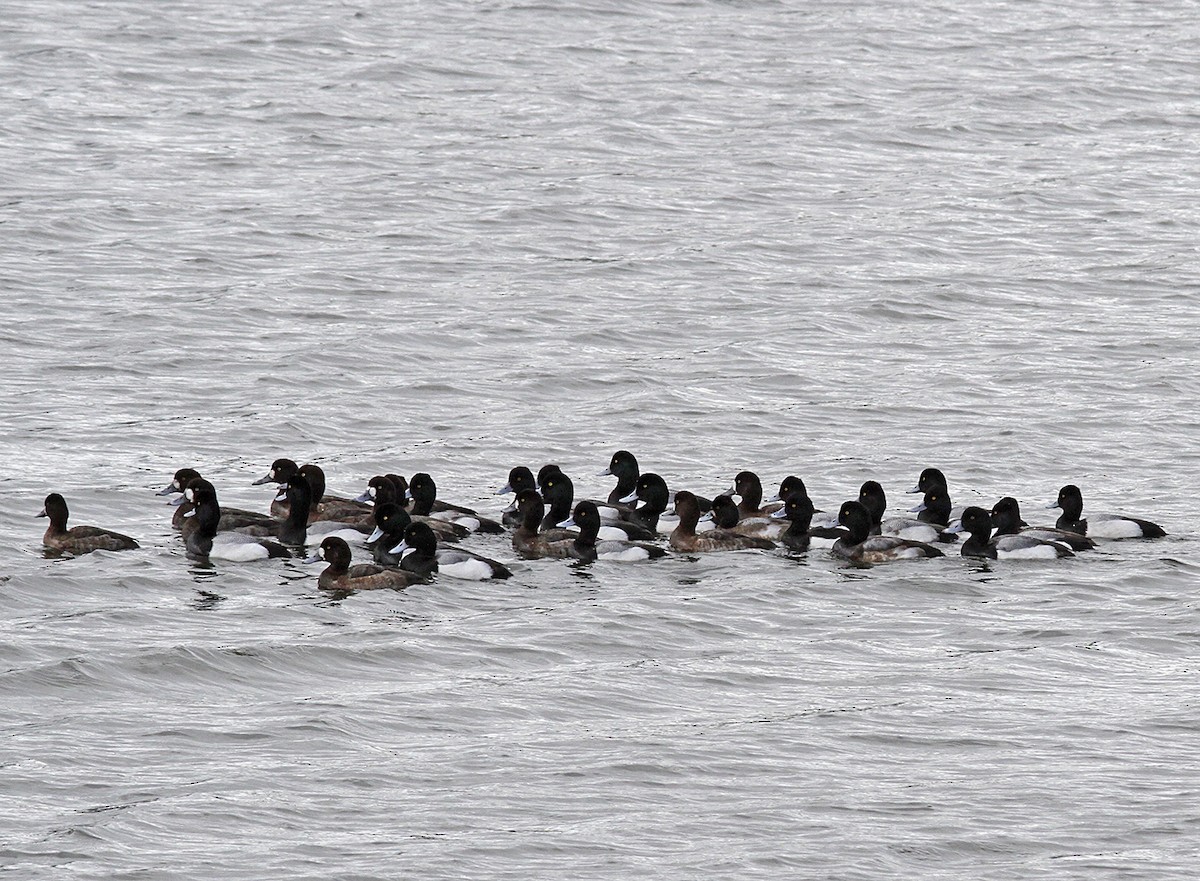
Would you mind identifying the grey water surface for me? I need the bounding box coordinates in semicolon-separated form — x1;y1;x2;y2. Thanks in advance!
2;0;1198;878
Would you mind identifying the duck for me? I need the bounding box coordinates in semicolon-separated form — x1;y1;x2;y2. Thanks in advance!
157;470;272;530
765;475;810;506
859;480;955;543
510;490;592;560
724;470;782;518
990;496;1095;551
168;474;277;534
619;472;673;535
558;501;667;562
173;477;276;536
600;449;641;506
358;475;468;544
272;474;314;548
1047;484;1167;539
39;493;139;554
253;457;302;518
669;491;776;553
498;466;537;527
407;472;504;534
704;494;785;540
949;506;1074;559
305;536;424;591
182;485;291;560
540;471;656;541
768;492;821;552
389;521;513;580
907;467;950;496
832;500;944;564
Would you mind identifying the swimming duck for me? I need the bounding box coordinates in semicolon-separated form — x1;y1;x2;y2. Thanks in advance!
832;500;944;563
1047;484;1167;539
558;501;667;562
39;493;139;554
600;449;641;506
990;496;1095;551
768;492;820;552
305;536;423;591
183;485;291;560
619;472;673;534
497;466;537;527
272;474;314;547
724;470;782;518
949;506;1074;559
670;491;776;553
540;471;656;540
389;520;513;580
358;475;468;543
705;494;785;539
161;468;274;531
859;480;955;543
510;490;593;560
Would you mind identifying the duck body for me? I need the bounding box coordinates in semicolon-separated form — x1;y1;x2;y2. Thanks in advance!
950;506;1074;560
670;492;776;553
990;497;1095;551
306;536;423;591
833;500;944;563
39;493;139;554
512;490;590;559
184;487;291;560
541;471;655;541
391;521;513;580
560;501;666;562
1049;484;1167;539
769;492;820;553
859;480;956;544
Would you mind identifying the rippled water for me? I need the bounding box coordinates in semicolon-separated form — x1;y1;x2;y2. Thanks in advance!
3;0;1198;877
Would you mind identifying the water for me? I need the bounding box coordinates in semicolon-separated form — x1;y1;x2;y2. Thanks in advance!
2;0;1198;877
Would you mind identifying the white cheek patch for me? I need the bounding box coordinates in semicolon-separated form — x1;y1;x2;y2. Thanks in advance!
185;488;195;501
269;469;277;480
368;487;377;499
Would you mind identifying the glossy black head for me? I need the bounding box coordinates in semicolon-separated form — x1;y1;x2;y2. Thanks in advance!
569;500;602;542
958;506;993;540
255;457;299;485
915;489;952;526
989;497;1023;535
858;481;887;524
710;494;740;529
503;466;536;495
776;475;807;502
386;474;409;499
402;521;439;557
1054;484;1084;520
161;467;202;495
374;502;412;539
837;500;873;543
408;472;438;515
913;467;949;494
607;450;638;477
780;492;815;527
365;475;398;506
733;471;763;507
633;473;669;509
536;463;564;490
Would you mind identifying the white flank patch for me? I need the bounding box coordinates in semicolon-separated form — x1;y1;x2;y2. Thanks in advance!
440;558;494;580
598;545;651;562
1089;518;1145;539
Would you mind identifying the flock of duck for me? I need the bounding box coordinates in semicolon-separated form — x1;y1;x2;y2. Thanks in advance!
38;451;1169;590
